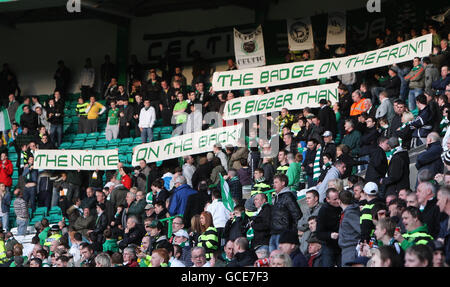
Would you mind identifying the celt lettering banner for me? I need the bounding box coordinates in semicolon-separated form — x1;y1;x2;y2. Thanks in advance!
287;17;314;51
234;25;266;69
34;150;119;170
132;124;243;165
326;12;347;45
223;82;339;120
212;33;432;91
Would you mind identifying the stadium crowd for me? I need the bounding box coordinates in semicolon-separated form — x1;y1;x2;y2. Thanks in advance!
0;20;450;268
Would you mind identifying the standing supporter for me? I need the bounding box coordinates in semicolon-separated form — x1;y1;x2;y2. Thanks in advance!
408;94;433;147
75;97;89;134
85;96;106;133
338;190;361;266
205;189;229;241
316;188;342;267
13;189;28;236
80;58;95;100
269;174;302;252
318;99;337;137
317;161;346;202
376;91;395;125
138;99;156;144
0;183;11;232
168;176;197;217
341;119;361;158
405;57;425;111
365;136;390;186
380;137;410;194
416;182;441;239
197;211;219;261
105;100;120;141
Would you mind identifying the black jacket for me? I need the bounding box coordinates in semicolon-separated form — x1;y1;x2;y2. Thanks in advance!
47;104;64;125
339;92;352;119
302;148;317;176
359;126;379;156
380;75;401;98
92;212;108;236
20;111;38;131
224;216;250;243
118;223;146;250
365;146;388;185
322;141;337;162
316;202;342;251
251;204;272;246
271;188;302;235
183;191;210;229
415;141;444;177
191;162;213;190
388;114;403;138
318;105;337;137
421;197;444;239
336;153;367;179
226;249;258;267
382;149;410;194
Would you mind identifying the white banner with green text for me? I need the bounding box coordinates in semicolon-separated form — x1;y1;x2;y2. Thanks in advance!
34;149;119;170
212;33;432;91
223;82;339;120
132;124;243;166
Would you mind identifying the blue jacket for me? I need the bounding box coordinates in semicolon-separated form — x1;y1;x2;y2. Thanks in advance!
290;248;308;267
409;105;432;138
1;190;11;214
431;76;450;95
168;184;197;216
415;141;444;177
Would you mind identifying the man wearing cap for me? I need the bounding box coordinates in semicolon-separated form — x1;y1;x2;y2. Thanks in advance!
322;131;336;162
44;225;62;247
318;99;337;137
278;230;307;267
148;219;170;253
305;235;324;267
380;137;410;195
173;229;193;266
360;182;384;243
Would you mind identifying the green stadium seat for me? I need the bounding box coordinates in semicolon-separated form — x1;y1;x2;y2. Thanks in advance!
73;133;87;141
33;207;48;217
47;214;63;224
63;117;72;125
71;116;79;123
8;154;17;162
30;216;44;226
118;146;129;154
70;141;84;149
96;139;109;148
118;154;127;163
160;134;172;140
59;142;72;149
153;127;162;134
8;146;16;153
97;132;106;140
119;137;133;146
12;171;19;180
126;154;132;164
49;206;62;216
160;126;173;134
133;138;142;145
107;138;121;147
153;134;160;141
86;132;99;141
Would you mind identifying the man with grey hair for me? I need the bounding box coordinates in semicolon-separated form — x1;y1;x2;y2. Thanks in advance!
416;181;441;238
213;143;228;171
191;246;211;267
118;215;145;250
95;252;112;267
416;132;444;183
168;175;197;216
376;91;395;124
182;155;196;188
380;137;410;195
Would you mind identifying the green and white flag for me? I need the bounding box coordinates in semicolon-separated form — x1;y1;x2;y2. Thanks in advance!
0;107;11;134
312;146;322;181
219;173;235;212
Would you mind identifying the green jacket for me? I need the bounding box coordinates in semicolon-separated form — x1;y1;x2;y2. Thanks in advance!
127;199;147;222
103;239;119;253
400;224;434;251
38;227;51;246
341;129;361;157
287;162;302;190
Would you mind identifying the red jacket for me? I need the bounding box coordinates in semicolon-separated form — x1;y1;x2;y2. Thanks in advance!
121;174;132;190
0;159;13;187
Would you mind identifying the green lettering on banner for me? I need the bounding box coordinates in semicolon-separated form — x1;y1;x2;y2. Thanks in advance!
107;154;119;166
257;98;267;112
92;155;105;167
274;95;284;108
319;62;330;74
198;135;207;148
303;64;314;77
164;142;174;154
209;133;217;146
398;45;408;58
376;50;389;63
217;75;230;87
58;155;68;167
408;43;417;54
35;154;45;167
245;100;255;114
365;52;376;65
149;146;159;158
329;88;338;102
317;90;328;101
243;73;253;85
345;57;356;69
230;74;242;86
418;39;426;52
270;70;279;82
71;155;82;167
173;140;183;154
266;97;275;109
260;71;269;84
353;54;366;67
47;155;57;166
292;65;303;78
307;90;317;103
231;102;241;115
135;148;147;161
284;93;293;106
183;138;193;151
280;68;289;80
83;155;92;166
218;131;227;143
296;92;307;104
387;47;398;61
227;128;238;142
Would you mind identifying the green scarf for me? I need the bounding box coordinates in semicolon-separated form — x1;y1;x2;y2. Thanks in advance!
312;147;321;181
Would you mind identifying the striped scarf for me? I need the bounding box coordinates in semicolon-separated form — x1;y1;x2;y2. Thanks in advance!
312;147;322;181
